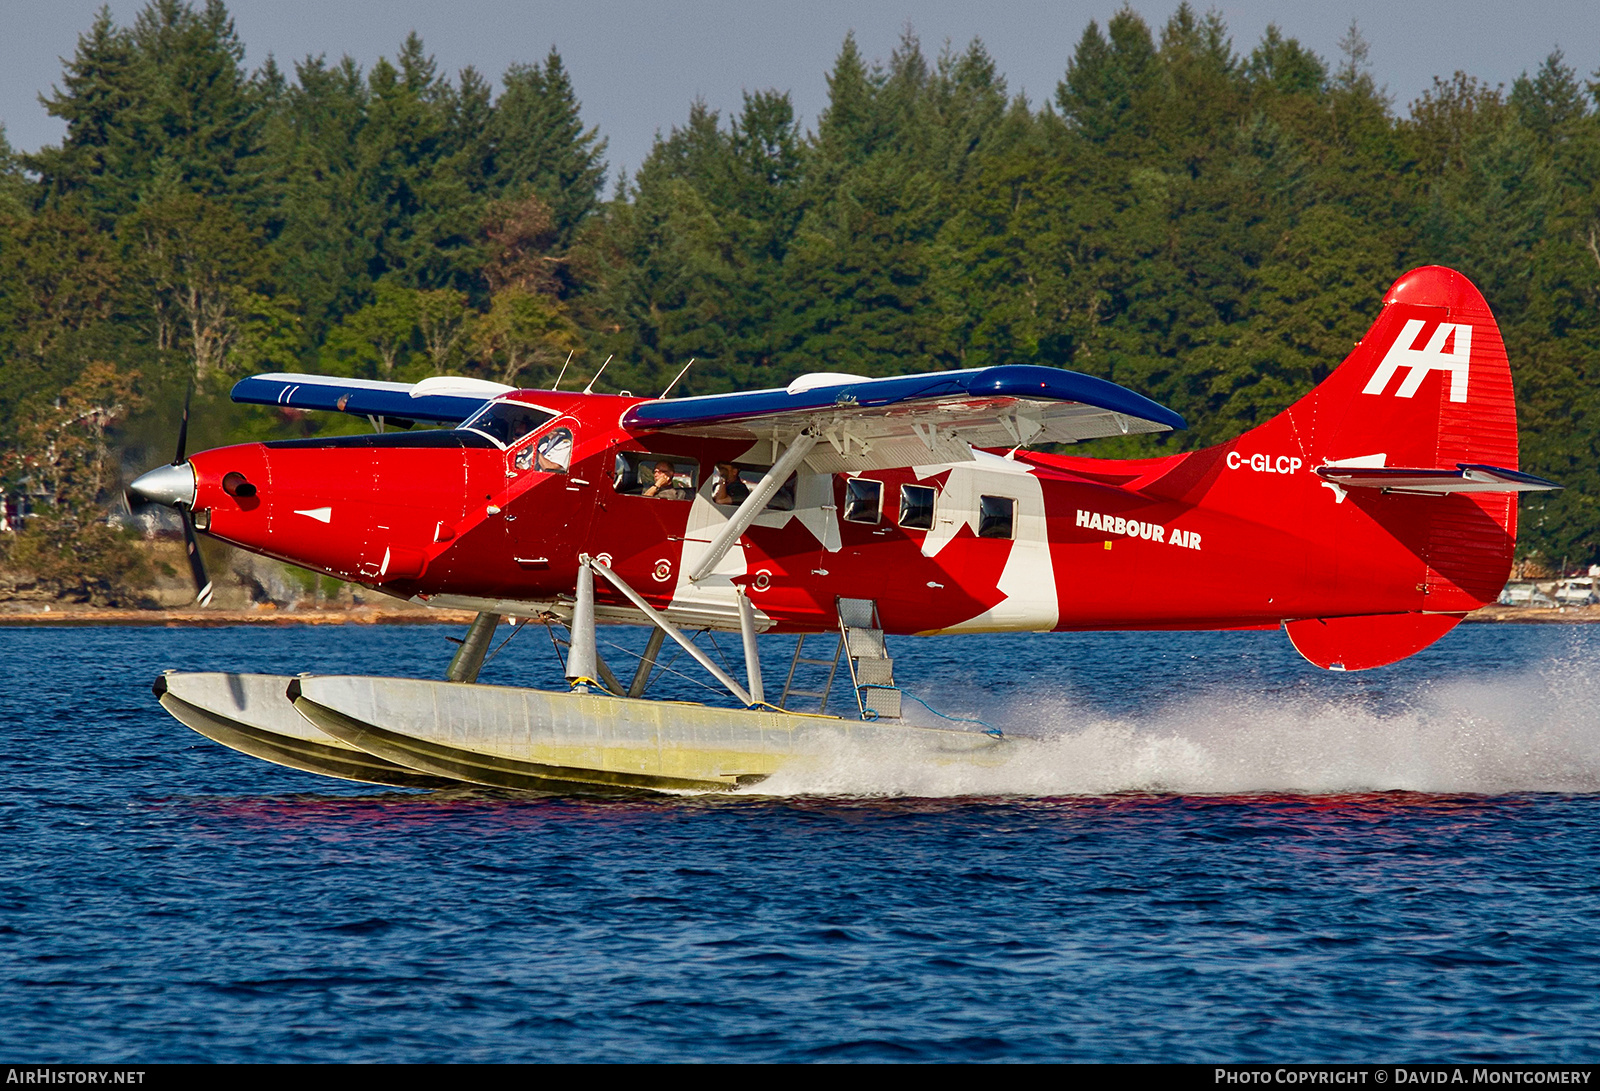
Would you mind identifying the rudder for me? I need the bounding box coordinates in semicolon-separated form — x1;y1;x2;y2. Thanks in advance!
1268;268;1541;667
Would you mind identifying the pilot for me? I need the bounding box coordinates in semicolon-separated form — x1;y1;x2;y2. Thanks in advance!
713;463;749;506
535;428;571;473
643;460;689;500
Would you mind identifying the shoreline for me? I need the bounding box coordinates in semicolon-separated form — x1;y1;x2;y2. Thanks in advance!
1463;604;1600;624
1;603;1597;627
0;604;484;626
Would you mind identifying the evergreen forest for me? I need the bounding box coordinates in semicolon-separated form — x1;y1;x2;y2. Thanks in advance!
4;0;1600;595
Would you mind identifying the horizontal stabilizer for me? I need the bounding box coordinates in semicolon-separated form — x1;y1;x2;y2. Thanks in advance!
622;365;1185;473
1314;463;1560;495
232;373;514;424
1284;613;1463;671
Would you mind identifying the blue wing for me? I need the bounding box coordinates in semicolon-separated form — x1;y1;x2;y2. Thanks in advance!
621;365;1185;472
231;373;514;425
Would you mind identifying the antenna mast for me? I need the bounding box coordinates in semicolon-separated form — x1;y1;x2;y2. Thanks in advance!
658;359;695;399
551;350;574;391
582;355;613;395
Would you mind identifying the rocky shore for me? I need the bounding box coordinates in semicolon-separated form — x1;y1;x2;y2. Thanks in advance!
0;600;1595;627
0;602;482;626
0;538;480;624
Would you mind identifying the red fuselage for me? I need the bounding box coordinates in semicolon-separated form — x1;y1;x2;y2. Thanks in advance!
186;386;1511;638
148;268;1528;673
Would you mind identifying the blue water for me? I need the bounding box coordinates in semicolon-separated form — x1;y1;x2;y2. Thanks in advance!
3;622;1599;1062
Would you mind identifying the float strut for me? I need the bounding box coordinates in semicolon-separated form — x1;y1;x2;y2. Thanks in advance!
446;611;501;683
593;652;624;695
738;590;765;705
628;627;667;698
566;563;598;691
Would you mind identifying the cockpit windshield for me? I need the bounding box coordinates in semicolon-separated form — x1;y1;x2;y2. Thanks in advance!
458;400;555;447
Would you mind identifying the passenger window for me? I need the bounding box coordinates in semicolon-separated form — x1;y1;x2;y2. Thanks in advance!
692;461;796;511
978;495;1015;539
843;479;882;524
899;484;935;530
612;453;697;500
766;473;797;512
516;427;571;473
711;463;754;506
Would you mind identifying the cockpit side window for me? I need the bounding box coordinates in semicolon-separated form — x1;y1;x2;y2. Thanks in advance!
459;401;555;448
515;426;572;473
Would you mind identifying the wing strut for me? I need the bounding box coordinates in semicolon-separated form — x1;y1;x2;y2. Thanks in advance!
687;432;818;584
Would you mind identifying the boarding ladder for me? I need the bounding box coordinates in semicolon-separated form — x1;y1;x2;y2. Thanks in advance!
777;597;900;720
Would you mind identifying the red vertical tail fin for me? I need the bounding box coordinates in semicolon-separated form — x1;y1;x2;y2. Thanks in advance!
1274;267;1531;667
1302;266;1518;477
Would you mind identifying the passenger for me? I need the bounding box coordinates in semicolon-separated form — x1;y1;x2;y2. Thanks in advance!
713;463;750;506
642;460;689;500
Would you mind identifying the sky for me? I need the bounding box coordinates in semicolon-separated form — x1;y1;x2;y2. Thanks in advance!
4;0;1599;183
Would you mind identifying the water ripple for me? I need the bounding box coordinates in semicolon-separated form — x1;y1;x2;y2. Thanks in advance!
0;624;1598;1061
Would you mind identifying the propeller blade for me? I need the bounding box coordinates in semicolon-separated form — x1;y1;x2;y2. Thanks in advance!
173;383;192;466
179;509;213;608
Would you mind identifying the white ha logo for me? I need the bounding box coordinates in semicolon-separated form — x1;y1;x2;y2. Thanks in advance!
1362;319;1472;403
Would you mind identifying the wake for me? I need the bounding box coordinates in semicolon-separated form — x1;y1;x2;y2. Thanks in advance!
753;657;1600;798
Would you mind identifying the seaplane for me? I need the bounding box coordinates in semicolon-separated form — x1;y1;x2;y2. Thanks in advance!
129;266;1557;793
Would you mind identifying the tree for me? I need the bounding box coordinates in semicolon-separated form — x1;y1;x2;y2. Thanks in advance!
0;207;127;430
414;288;472;375
1245;25;1327;98
26;6;138;215
320;280;420;379
0;126;33;216
1405;72;1508;176
474;288;580;385
487;49;607;241
6;361;137;513
1056;10;1159;146
482;192;564;295
120;192;272;383
260;52;380;349
356;43;454;287
811;33;882;180
30;0;263;218
0;208;122;364
2;362;147;604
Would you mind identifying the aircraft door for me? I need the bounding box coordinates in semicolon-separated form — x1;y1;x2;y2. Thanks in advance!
504;419;595;582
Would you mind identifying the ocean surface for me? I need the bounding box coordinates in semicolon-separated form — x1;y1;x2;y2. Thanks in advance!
2;620;1598;1063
